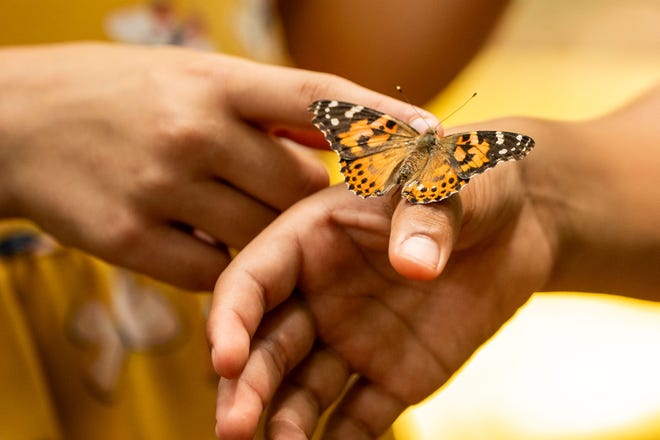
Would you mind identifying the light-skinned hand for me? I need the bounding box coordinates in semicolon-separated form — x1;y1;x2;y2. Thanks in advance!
0;43;437;289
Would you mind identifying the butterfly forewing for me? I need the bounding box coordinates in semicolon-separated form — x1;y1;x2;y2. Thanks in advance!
442;131;535;179
309;100;419;160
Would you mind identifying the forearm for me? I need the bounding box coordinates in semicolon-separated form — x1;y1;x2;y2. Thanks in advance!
534;85;660;299
277;0;509;104
0;45;34;218
0;43;90;219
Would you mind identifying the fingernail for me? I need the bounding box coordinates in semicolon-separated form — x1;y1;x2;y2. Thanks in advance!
410;117;436;133
398;235;442;272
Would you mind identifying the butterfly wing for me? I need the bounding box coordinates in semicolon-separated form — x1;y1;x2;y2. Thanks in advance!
402;130;534;204
442;131;535;179
337;147;413;197
309;100;419;157
401;153;469;204
309;100;418;197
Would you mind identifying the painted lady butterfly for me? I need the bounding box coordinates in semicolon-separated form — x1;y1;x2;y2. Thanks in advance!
309;100;534;204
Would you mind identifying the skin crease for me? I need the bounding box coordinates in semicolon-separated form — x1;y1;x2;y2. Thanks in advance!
208;85;660;439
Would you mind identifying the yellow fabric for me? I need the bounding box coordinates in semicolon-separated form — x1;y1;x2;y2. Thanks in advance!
0;220;218;439
0;253;60;439
0;0;284;61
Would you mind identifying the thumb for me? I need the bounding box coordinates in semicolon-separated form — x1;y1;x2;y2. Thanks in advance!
388;196;462;280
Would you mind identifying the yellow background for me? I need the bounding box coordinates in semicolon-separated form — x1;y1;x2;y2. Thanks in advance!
0;0;245;55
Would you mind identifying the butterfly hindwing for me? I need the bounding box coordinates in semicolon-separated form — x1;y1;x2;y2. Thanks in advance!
442;131;535;179
340;147;410;197
401;154;469;204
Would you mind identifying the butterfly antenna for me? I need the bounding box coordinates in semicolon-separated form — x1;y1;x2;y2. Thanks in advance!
440;92;477;124
396;85;433;130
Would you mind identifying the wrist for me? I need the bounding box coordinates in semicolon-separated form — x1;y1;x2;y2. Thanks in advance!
0;43;93;220
520;119;587;292
0;47;29;218
530;110;660;299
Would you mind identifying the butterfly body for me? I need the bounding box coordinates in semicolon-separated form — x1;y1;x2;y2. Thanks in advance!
309;100;535;204
397;131;435;183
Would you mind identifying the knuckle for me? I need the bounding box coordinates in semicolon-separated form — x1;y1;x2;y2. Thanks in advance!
155;116;211;151
297;71;347;103
134;162;178;196
103;210;144;253
266;416;308;439
257;335;290;381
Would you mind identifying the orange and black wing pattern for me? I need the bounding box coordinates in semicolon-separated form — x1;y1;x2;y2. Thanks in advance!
442;131;535;180
309;100;418;197
309;100;535;203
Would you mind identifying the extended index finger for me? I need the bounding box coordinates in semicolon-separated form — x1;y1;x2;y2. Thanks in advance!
218;57;438;132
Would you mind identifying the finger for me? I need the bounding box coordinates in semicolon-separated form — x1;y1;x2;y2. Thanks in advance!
210;123;329;210
208;218;305;378
122;223;231;291
323;379;407;440
165;179;278;249
220;59;438;132
266;348;352;439
214;300;315;440
388;196;462;280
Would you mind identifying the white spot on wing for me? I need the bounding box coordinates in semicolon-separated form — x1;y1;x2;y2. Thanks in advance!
330;118;339;126
345;105;364;118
